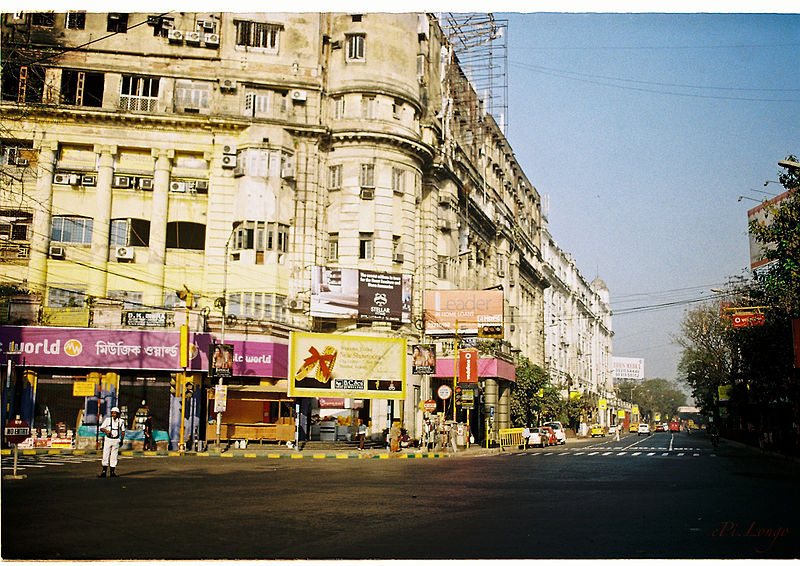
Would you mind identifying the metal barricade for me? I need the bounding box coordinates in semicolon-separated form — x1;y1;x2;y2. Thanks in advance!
499;427;525;450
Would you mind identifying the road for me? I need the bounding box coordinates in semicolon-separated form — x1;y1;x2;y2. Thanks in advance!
2;430;798;560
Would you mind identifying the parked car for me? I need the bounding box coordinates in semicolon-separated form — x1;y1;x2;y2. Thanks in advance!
526;428;547;448
539;426;558;446
543;421;567;445
638;423;651;436
590;423;605;437
629;422;639;433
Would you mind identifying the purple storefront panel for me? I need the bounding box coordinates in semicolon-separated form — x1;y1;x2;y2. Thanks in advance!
0;326;288;377
434;357;516;382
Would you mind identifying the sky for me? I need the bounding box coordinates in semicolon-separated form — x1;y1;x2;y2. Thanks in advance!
494;11;799;384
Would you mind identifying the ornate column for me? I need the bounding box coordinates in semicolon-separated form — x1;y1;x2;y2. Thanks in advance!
28;141;58;295
87;145;116;299
148;149;173;305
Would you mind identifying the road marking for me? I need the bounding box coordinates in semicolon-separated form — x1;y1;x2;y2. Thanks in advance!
572;452;584;455
617;452;627;456
601;451;613;456
669;435;674;452
693;453;700;457
662;452;669;456
588;451;599;456
710;454;717;457
647;452;656;456
631;452;641;457
558;452;570;456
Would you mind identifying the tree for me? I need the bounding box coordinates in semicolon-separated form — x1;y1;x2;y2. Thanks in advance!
510;356;549;427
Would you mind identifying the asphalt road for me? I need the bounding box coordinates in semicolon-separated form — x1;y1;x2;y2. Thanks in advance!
2;431;798;560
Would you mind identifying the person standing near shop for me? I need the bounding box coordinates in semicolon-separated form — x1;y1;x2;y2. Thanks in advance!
98;407;125;478
357;419;367;451
144;414;155;451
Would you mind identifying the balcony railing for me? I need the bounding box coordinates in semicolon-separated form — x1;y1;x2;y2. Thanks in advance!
119;95;158;113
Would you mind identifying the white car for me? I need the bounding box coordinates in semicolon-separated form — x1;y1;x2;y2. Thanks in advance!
543;421;567;445
524;427;546;448
637;423;651;436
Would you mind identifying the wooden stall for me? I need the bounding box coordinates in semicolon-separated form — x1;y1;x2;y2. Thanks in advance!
207;384;295;445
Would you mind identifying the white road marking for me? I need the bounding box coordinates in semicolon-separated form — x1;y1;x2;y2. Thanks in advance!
647;452;656;456
617;452;627;456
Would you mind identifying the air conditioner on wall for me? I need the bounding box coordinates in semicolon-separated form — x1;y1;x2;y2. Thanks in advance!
112;175;131;188
82;174;97;187
185;31;202;44
49;245;65;259
167;29;184;42
219;78;236;91
281;161;295;179
222;144;236;155
115;246;134;261
290;89;307;102
53;173;71;185
393;253;404;263
15;158;28;167
138;178;154;190
204;33;219;46
170;181;187;192
221;154;236;169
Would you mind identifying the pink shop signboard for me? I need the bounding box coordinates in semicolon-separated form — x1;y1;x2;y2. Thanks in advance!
0;326;287;377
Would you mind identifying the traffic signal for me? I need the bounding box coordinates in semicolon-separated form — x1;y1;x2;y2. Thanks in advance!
478;324;503;338
455;386;462;405
170;373;181;397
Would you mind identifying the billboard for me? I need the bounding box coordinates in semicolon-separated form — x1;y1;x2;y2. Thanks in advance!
288;332;406;399
747;191;789;270
209;343;234;380
612;357;644;381
423;290;503;335
310;266;411;323
412;344;436;375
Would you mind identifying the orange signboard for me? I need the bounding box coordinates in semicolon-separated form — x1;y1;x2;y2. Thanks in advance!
732;313;765;328
424;290;503;335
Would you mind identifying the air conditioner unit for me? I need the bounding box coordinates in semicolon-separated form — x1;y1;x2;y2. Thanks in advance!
222;144;236;155
288;298;304;310
15;158;28;167
170;181;187;192
290;89;307;102
115;246;134;261
53;173;71;185
219;78;236;91
393;253;404;263
439;219;452;231
204;33;219;46
281;161;296;179
194;180;209;193
185;31;202;44
82;174;97;187
160;18;174;30
49;245;65;259
221;154;236;169
138;178;154;190
167;29;184;42
360;187;374;200
112;175;131;188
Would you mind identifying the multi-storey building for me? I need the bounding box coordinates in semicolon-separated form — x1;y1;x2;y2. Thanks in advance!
542;222;615;427
1;11;553;447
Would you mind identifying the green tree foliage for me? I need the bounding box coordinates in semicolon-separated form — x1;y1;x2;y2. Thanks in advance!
615;378;685;422
510;356;549;427
749;155;800;317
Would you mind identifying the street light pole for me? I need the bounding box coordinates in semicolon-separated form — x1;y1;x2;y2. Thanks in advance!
216;227;237;453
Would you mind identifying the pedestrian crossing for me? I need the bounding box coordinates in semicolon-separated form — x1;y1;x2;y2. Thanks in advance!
2;453;131;472
513;446;716;459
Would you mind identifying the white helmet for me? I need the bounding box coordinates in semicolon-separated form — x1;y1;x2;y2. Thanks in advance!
111;407;120;413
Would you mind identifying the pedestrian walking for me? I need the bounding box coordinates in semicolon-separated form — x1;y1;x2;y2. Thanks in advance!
357;419;367;451
144;414;156;451
389;420;401;453
98;407;125;477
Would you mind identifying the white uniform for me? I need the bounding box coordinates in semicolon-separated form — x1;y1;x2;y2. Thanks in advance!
100;415;125;467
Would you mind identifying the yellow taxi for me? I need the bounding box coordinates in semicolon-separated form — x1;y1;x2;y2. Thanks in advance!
590;423;605;437
629;422;639;433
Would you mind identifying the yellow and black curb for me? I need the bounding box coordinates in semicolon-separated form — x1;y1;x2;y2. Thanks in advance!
2;448;451;459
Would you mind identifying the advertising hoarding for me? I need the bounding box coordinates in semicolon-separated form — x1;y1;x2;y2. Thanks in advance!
311;266;411;323
612;357;645;381
209;343;234;380
412;344;436;375
423;290;503;335
288;332;406;400
458;348;479;383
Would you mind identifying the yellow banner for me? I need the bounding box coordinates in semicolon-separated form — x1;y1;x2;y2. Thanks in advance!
617;409;625;418
73;381;96;396
599;398;607;410
289;332;406;399
569;391;581;400
632;405;639;414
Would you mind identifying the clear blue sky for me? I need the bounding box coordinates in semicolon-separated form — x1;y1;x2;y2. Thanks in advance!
497;11;799;382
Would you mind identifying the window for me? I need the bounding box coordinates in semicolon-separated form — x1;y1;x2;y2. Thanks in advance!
60;70;104;107
48;286;85;307
235;20;280;52
108;290;143;310
328;164;342;190
110;219;150;247
51;216;92;244
359;232;373;260
244;91;271;117
2;65;45;103
119;75;159;113
277;224;289;254
31;12;55;27
346;34;365;61
360;95;375;119
331;96;344;119
0;209;32;241
417;54;426;78
328;233;339;261
225;292;287;322
437;255;449;279
107;13;128;33
392;168;405;194
360;163;374;188
267;222;275;250
174;80;210;112
65;11;86;29
392;99;402;120
166;221;205;250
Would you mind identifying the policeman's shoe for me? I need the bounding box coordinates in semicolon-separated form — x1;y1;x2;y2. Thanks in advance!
109;468;117;477
97;468;107;478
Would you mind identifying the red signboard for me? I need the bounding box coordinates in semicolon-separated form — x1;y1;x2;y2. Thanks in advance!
458;348;479;383
732;313;765;328
423;399;438;412
4;418;30;445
